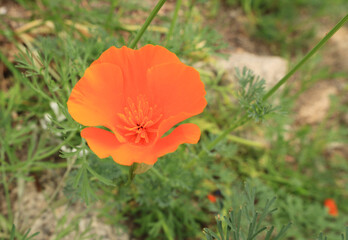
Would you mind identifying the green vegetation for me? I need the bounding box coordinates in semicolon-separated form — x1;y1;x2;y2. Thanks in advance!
221;0;348;54
0;0;347;239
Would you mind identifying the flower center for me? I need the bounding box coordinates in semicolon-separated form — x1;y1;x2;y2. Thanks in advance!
116;95;162;145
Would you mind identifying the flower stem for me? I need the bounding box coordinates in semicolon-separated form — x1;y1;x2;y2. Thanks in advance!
1;163;13;226
125;163;138;186
165;0;182;46
199;14;348;158
228;134;267;148
263;14;348;100
128;0;167;49
198;116;249;159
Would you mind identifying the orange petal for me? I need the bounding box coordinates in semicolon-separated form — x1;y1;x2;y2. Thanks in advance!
324;199;339;216
110;124;200;166
110;145;157;166
135;44;180;67
92;45;180;69
147;62;207;136
81;127;121;159
207;194;217;203
91;45;180;99
67;63;124;129
153;123;201;157
82;127;156;166
82;124;200;166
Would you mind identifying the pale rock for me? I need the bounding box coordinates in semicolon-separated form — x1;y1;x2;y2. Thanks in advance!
217;50;288;89
318;26;348;72
296;82;337;124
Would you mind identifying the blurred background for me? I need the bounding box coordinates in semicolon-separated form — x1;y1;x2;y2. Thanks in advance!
0;0;347;239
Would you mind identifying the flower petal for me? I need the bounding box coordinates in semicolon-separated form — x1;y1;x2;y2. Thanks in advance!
154;123;201;157
135;44;181;67
109;124;200;166
82;123;200;167
67;63;124;129
81;127;121;159
91;45;180;99
92;45;180;69
82;127;156;166
110;145;157;166
147;62;207;136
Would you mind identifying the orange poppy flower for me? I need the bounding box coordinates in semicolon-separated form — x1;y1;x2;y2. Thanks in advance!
324;198;338;216
67;45;207;166
207;194;217;203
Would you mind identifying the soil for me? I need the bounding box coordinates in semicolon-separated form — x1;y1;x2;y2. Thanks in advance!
203;2;270;55
13;178;128;240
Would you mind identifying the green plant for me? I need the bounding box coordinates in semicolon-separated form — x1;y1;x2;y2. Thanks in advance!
203;185;292;240
1;0;347;239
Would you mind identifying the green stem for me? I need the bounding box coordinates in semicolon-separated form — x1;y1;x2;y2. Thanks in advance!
198;14;348;158
198;116;249;159
227;134;266;149
125;163;138;186
0;49;61;106
185;0;196;22
3;162;70;172
261;174;310;196
0;50;22;80
1;163;13;225
0;146;13;225
128;0;167;49
165;0;182;46
263;14;348;100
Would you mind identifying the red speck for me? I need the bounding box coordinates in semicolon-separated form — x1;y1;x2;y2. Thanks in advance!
324;198;339;216
207;194;217;203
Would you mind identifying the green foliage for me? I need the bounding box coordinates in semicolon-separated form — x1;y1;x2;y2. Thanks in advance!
203;184;292;240
236;67;279;122
68;148;214;240
218;0;348;54
317;227;348;240
9;225;39;240
204;182;348;240
1;0;347;239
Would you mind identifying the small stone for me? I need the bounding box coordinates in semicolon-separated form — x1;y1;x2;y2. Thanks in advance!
0;6;7;15
296;82;337;124
318;26;348;72
217;50;288;89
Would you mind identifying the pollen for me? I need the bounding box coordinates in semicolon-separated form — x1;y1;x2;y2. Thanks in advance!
117;95;162;144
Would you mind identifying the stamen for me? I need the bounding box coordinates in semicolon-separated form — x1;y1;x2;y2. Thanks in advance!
135;133;141;143
124;126;139;131
125;132;137;136
118;95;162;144
117;113;129;125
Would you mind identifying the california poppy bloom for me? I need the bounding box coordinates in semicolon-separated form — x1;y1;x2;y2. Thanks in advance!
324;198;339;216
207;189;223;204
207;194;217;203
67;45;207;166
